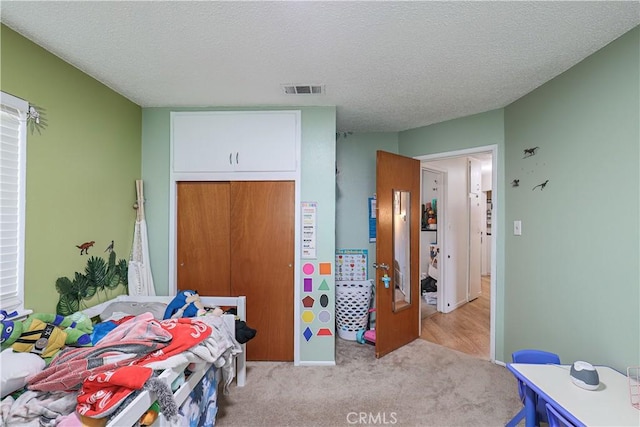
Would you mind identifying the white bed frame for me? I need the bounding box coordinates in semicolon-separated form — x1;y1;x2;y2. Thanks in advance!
81;295;246;427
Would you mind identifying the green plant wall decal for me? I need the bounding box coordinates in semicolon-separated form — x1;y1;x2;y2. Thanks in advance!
55;251;128;315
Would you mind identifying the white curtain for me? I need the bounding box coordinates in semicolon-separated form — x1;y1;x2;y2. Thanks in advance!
128;180;156;296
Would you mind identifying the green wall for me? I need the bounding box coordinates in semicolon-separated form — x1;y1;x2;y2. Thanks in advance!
335;132;398;280
299;108;338;362
400;109;506;158
398;109;506;358
0;26;142;313
396;26;639;370
503;26;639;371
141;106;337;363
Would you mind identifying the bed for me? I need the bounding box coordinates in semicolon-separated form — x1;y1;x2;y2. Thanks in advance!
0;294;246;427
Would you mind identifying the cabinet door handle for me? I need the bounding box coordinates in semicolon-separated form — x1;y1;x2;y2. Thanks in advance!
236;152;239;164
229;153;233;165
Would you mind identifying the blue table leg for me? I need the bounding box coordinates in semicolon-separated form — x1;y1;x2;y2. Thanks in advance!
523;386;537;427
505;407;525;427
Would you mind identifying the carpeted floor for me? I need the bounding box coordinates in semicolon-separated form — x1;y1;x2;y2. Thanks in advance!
215;338;522;426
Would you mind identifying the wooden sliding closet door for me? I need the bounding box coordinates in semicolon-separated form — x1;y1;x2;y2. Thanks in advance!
231;181;295;361
177;180;295;361
176;182;231;296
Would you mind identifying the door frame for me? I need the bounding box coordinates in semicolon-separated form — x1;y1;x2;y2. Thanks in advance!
415;144;498;362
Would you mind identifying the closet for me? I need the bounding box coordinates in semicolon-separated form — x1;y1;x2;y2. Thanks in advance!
176;181;294;361
171;110;300;362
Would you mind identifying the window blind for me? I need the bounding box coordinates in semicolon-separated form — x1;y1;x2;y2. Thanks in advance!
0;93;27;313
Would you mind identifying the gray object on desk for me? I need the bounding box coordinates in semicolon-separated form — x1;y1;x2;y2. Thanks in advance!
570;361;600;390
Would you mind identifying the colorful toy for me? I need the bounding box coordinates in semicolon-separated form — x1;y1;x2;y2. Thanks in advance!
0;313;93;359
163;290;207;319
203;306;224;317
78;414;107;427
139;401;160;426
356;308;377;345
0;310;18;321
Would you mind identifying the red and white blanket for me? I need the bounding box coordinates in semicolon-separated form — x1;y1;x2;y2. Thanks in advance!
26;313;212;419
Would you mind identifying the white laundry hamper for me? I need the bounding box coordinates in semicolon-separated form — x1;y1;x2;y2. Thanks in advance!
336;281;373;340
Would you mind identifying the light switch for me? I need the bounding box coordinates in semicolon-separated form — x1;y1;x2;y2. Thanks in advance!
514;220;522;236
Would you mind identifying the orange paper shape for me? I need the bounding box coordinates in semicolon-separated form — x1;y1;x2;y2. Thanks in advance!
319;262;332;275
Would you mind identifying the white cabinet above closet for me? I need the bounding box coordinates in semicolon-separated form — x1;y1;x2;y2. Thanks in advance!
172;111;300;174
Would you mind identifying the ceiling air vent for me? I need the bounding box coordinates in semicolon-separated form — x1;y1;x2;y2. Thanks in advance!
282;84;324;95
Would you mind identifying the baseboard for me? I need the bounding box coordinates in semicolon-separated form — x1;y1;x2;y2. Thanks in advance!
297;361;336;367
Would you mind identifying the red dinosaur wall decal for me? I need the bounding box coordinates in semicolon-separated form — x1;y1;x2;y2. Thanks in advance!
76;241;95;255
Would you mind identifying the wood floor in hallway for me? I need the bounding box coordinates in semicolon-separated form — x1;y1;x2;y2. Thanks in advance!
420;275;490;359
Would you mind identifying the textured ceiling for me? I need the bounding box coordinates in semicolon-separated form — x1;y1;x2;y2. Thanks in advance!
1;1;638;132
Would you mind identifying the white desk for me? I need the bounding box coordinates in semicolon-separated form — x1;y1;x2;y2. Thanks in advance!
507;363;639;427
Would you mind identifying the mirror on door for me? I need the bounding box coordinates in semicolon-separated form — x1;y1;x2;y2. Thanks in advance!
393;189;411;311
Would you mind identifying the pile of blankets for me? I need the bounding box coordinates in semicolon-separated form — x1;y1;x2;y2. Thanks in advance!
1;312;241;426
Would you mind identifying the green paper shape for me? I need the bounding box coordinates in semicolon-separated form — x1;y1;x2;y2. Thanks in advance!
318;279;330;290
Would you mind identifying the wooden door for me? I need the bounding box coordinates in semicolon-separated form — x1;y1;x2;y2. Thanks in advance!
176;182;231;296
375;151;421;358
230;181;295;361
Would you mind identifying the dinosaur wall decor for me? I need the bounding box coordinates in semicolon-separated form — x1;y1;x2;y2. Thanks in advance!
76;241;95;255
523;146;539;158
532;180;549;191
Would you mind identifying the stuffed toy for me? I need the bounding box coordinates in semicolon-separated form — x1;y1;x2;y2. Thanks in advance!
0;313;93;359
203;306;224;317
163;290;207;319
139;401;160;426
78;414;107;427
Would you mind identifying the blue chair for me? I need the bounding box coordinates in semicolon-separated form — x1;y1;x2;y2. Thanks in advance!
506;349;561;427
546;403;575;427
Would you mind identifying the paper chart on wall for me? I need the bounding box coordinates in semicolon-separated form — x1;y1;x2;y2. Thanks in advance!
335;249;368;281
301;202;317;259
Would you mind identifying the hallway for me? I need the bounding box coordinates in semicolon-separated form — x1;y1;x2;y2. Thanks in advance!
420;275;490;359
